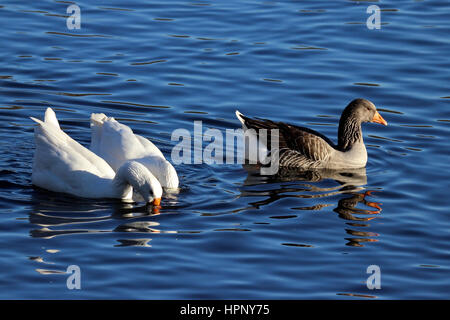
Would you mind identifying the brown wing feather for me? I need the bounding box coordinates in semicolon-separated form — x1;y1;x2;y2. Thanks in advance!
241;116;336;167
277;123;335;161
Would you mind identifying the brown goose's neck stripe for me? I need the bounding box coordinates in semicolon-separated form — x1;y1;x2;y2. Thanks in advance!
338;116;362;151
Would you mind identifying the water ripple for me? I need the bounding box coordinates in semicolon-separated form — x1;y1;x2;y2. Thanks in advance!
0;0;448;299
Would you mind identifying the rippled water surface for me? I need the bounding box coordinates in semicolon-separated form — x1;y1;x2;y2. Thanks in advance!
1;0;449;299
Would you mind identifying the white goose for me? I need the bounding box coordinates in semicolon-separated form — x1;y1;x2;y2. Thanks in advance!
90;113;179;189
30;108;163;205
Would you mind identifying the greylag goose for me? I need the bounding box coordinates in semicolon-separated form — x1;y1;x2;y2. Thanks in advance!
235;98;387;169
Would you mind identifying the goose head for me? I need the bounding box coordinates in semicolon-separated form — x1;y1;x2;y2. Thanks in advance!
342;98;387;126
338;99;387;151
115;161;163;205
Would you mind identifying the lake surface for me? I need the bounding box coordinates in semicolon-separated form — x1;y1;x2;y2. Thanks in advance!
0;0;449;299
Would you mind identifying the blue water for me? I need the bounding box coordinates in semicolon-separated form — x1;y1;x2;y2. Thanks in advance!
0;0;449;299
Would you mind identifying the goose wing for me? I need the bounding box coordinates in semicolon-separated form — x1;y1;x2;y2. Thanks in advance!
90;114;178;188
236;111;336;166
135;134;165;159
90;114;165;171
31;109;116;195
90;115;145;170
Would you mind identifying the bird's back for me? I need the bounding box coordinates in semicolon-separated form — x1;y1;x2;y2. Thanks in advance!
90;114;165;171
31;109;116;195
236;111;337;168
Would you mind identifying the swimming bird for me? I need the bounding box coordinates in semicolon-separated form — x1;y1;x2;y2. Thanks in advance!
30;108;163;205
235;98;387;169
90;113;179;189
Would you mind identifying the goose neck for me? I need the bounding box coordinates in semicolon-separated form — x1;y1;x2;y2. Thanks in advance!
338;116;363;151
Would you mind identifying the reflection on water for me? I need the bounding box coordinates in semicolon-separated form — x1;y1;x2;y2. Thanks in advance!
28;189;177;242
1;0;449;299
334;191;382;247
28;165;382;249
242;165;367;186
240;165;382;247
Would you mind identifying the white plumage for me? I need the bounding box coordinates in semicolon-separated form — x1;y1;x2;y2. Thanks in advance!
90;113;179;189
31;108;162;204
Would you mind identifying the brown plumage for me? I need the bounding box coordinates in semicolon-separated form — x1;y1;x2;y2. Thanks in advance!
235;98;387;169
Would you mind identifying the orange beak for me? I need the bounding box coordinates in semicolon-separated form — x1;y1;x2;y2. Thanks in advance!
372;111;387;126
153;198;161;206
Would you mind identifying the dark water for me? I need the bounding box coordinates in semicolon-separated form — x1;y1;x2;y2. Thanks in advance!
0;0;449;299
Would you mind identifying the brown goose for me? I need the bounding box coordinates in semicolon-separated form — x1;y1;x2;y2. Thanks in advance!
235;98;387;169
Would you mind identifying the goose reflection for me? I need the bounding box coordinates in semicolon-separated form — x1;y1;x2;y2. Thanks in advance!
240;165;383;247
28;188;179;246
334;190;382;247
243;164;367;185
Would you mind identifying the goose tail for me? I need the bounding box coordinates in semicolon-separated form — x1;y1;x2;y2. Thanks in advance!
30;116;44;126
90;113;108;127
235;110;249;130
31;107;60;129
235;110;245;124
44;107;60;129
